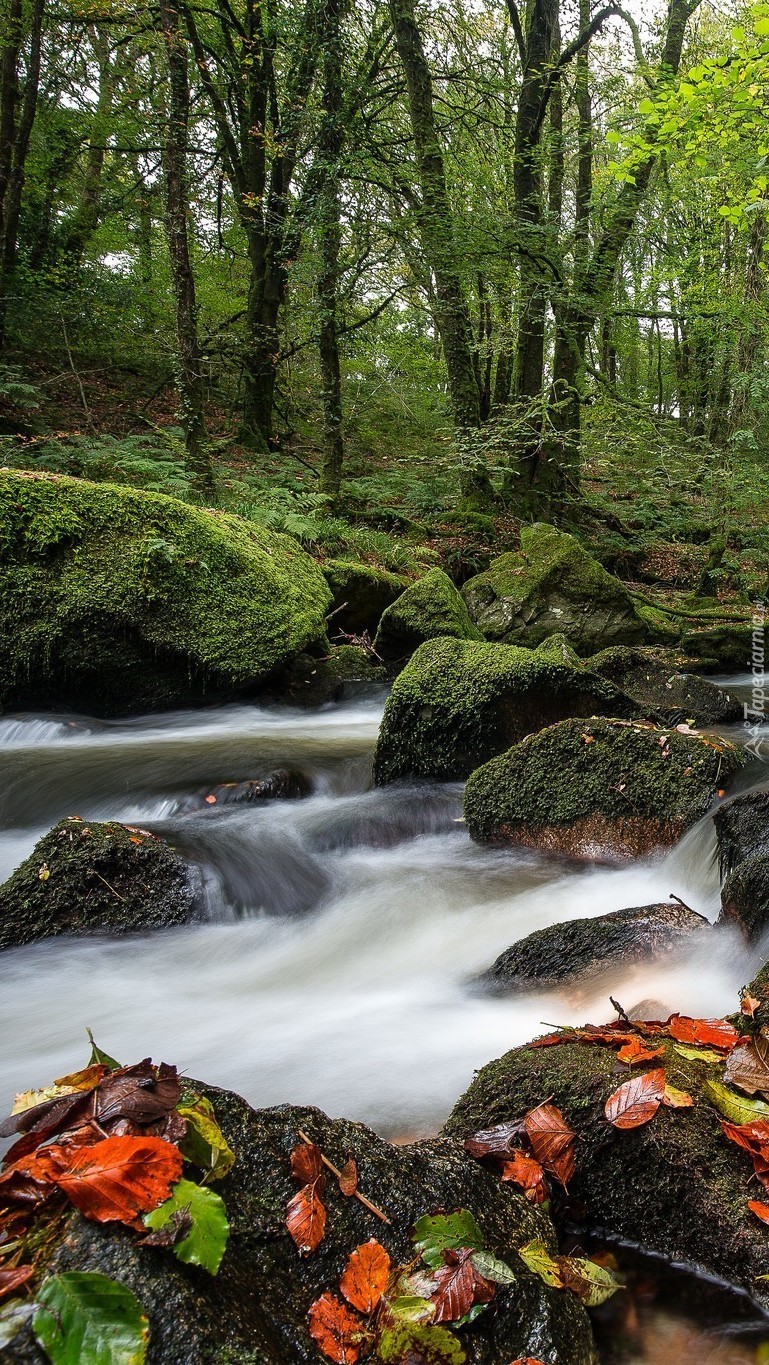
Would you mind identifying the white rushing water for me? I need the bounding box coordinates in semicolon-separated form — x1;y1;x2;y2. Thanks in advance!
0;691;765;1137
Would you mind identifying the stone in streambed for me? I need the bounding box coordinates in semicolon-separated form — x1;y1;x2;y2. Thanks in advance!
0;817;200;952
179;769;313;813
585;645;743;726
714;792;769;942
373;566;483;663
322;558;409;636
478;901;711;994
1;1091;597;1365
464;716;742;861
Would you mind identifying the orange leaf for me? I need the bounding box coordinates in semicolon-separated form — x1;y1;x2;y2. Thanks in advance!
205;794;217;804
308;1292;364;1364
339;1239;391;1314
508;1360;548;1365
286;1178;326;1254
667;1015;738;1051
661;1083;693;1109
523;1102;576;1187
337;1157;358;1197
741;994;761;1018
0;1265;34;1302
605;1068;666;1129
617;1038;665;1066
500;1151;547;1203
748;1199;769;1224
52;1135;182;1223
290;1141;322;1185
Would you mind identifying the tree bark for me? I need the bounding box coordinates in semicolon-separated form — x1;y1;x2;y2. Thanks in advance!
0;0;43;349
317;0;346;503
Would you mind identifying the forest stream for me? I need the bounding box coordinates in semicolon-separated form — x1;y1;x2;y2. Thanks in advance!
3;680;769;1360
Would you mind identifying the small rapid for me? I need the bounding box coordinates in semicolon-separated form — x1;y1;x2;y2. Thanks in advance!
0;690;765;1137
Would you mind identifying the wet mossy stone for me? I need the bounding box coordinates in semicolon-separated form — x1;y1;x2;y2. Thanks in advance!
0;817;201;952
372;637;638;785
322;559;408;636
479;901;710;994
720;854;769;942
0;470;332;714
373;567;483;663
679;622;755;672
462;523;648;654
585;645;743;725
444;1037;769;1312
464;717;743;861
2;1092;597;1365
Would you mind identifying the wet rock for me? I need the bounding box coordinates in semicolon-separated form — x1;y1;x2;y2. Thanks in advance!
462;523;648;655
585;646;743;726
270;644;387;706
479;901;710;994
1;1092;597;1365
373;567;483;663
322;559;409;636
715;793;769;942
179;770;313;813
464;717;743;862
0;470;331;714
444;1037;769;1314
0;817;200;952
679;622;755;673
373;637;637;785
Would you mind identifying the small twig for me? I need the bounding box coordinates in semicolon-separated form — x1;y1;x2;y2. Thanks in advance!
669;893;693;912
92;871;127;903
610;997;630;1025
61;317;93;431
298;1128;391;1224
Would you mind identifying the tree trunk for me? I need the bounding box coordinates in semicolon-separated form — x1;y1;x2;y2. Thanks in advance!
317;0;346;504
0;0;43;349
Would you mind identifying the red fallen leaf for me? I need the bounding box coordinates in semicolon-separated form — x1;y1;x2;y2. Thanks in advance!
667;1015;738;1051
286;1176;327;1254
720;1119;769;1156
742;994;762;1018
290;1141;322;1185
748;1199;769;1224
308;1291;364;1364
524;1102;576;1187
605;1068;666;1129
339;1239;391;1314
617;1037;665;1066
338;1158;358;1197
51;1135;183;1223
529;1032;574;1049
430;1246;496;1323
205;794;217;804
464;1120;524;1160
0;1265;34;1302
499;1151;547;1204
508;1360;548;1365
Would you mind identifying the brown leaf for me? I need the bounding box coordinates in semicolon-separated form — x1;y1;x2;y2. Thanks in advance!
307;1291;364;1364
429;1247;496;1323
667;1016;738;1051
337;1157;358;1197
290;1141;322;1185
0;1265;34;1302
720;1118;769;1154
141;1206;193;1248
741;994;762;1018
499;1151;547;1204
617;1038;665;1066
464;1120;524;1160
523;1102;576;1187
724;1035;769;1098
605;1068;666;1129
94;1060;181;1131
52;1135;183;1223
339;1239;391;1314
286;1177;327;1255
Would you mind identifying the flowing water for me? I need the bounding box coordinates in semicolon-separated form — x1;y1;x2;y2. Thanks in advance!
2;684;768;1143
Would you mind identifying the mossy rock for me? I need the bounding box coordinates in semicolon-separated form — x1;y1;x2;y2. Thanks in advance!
373;567;483;663
462;524;648;654
322;559;408;636
0;470;331;714
2;1091;596;1365
0;817;200;952
585;646;743;725
268;644;387;706
534;633;583;668
680;622;755;672
464;717;743;861
373;638;638;785
478;901;710;994
444;1034;769;1311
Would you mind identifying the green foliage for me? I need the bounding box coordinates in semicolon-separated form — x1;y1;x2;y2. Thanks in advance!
143;1179;230;1275
33;1272;149;1365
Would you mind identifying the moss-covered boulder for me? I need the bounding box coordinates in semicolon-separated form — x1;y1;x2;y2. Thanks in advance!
267;643;387;706
0;470;332;714
322;558;408;636
534;632;583;667
373;567;483;663
462;524;648;654
373;638;637;785
2;1091;597;1365
0;817;200;952
679;621;754;672
479;901;710;994
464;717;742;861
585;645;743;725
444;1032;769;1312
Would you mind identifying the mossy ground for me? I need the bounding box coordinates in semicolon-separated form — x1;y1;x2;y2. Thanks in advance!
0;470;332;714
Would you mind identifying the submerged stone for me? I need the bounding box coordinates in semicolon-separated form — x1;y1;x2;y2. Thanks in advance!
464;717;742;861
0;470;331;714
373;637;637;785
0;817;200;952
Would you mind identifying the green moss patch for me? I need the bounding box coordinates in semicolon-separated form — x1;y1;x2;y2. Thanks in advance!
373;567;482;662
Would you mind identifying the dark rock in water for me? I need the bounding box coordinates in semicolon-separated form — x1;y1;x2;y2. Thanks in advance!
322;558;408;635
1;1091;596;1365
462;523;648;655
715;792;769;941
179;769;313;813
464;717;743;862
0;817;200;952
444;1037;769;1314
720;855;769;942
373;567;482;663
585;645;742;725
373;637;637;785
679;622;754;673
479;902;710;993
270;644;386;706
